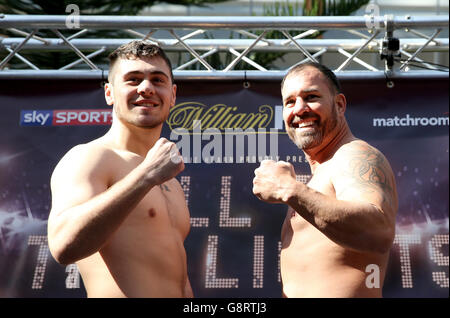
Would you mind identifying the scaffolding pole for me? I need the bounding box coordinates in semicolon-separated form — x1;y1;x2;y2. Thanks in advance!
0;15;448;80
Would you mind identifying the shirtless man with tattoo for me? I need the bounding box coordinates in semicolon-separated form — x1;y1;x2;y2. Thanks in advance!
252;62;398;297
47;41;193;297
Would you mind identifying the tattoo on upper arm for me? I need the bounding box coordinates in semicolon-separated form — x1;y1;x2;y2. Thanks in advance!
340;145;395;208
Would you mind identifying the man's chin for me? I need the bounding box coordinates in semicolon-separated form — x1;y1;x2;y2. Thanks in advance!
287;131;321;150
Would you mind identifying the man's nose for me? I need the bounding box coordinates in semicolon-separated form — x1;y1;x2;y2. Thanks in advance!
137;79;155;96
292;97;309;115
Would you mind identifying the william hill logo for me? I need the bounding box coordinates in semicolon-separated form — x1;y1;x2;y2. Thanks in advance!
167;102;274;132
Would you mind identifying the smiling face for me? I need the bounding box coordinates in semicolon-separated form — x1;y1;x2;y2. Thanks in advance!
282;66;343;151
104;55;176;129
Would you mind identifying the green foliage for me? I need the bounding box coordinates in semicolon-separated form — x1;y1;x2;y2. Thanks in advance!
230;0;370;70
0;0;231;15
303;0;370;16
0;0;233;69
250;0;370;69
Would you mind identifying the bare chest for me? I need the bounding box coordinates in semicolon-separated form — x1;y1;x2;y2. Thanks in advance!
281;164;336;243
109;156;190;238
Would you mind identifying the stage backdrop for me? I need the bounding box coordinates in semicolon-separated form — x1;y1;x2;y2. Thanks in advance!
0;77;448;298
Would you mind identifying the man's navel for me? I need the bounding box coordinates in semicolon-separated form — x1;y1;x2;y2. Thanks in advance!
148;208;156;218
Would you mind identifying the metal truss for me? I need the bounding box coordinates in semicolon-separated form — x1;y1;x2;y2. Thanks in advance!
0;14;448;80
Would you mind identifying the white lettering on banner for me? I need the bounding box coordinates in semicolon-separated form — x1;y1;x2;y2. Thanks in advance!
205;235;239;288
26;186;449;291
274;105;284;130
28;235;49;289
181;175;209;227
393;234;422;288
54;109;112;125
429;234;449;288
253;236;264;288
65;264;81;289
219;176;251;227
373;114;449;127
170;120;279;164
21;110;52;126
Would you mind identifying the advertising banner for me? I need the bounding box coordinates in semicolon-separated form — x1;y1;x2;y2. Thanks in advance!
0;78;448;298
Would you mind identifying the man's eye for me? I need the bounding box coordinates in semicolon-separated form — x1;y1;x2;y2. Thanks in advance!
285;100;295;107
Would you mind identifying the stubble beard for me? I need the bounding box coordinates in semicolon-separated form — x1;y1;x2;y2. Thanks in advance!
287;104;338;150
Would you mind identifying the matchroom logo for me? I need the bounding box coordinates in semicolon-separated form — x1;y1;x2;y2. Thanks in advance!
373;114;449;127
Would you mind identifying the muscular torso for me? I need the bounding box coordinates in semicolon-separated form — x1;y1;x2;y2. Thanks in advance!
76;150;190;298
280;146;389;298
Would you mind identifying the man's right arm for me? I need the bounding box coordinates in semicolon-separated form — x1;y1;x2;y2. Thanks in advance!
47;138;183;265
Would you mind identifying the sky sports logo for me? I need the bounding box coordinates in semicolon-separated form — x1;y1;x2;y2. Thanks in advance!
20;109;113;126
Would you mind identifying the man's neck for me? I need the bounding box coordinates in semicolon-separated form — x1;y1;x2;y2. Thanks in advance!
304;120;355;173
105;119;163;157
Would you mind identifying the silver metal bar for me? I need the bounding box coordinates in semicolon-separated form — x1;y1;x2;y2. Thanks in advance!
345;29;371;40
337;48;378;71
228;47;267;71
1;15;447;30
66;29;89;41
143;30;161;43
335;30;380;72
125;29;146;38
5;47;39;70
52;29;99;70
399;48;438;70
235;30;272;45
405;28;440;45
124;29;161;44
287;48;328;70
0;69;447;80
59;47;106;70
1;37;447;52
281;29;319;46
0;15;447;77
169;30;214;71
6;28;49;44
0;29;36;70
173;30;205;45
399;29;442;70
175;48;218;70
281;30;318;63
223;30;268;72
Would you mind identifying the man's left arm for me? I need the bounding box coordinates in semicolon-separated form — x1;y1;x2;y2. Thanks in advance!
253;144;398;254
331;142;398;250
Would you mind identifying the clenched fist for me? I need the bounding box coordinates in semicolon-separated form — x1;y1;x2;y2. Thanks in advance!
252;160;297;204
142;138;184;185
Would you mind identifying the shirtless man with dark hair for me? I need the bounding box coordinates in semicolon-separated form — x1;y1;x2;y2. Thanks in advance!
253;62;398;297
48;41;193;298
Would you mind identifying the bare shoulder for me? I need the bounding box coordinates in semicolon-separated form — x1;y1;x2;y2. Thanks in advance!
333;139;395;182
332;139;398;211
50;137;123;197
333;139;392;169
52;139;113;180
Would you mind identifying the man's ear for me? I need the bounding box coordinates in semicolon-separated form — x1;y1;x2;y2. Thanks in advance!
170;83;177;109
104;82;114;106
335;93;346;116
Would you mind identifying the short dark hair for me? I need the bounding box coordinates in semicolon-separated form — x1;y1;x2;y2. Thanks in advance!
281;62;341;94
108;40;174;83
